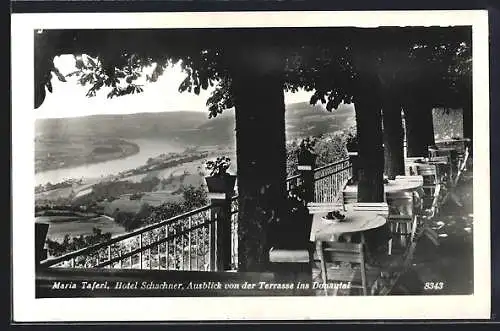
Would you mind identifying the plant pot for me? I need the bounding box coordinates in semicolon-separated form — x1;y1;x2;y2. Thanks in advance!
205;174;237;194
297;150;317;167
346;140;359;154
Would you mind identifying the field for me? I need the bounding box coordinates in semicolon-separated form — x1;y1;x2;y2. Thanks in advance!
41;216;127;242
35;136;139;173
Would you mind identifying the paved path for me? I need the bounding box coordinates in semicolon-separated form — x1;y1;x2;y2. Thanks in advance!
409;170;474;295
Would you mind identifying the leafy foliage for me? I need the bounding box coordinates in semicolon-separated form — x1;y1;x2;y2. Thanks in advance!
286;129;351;177
35;27;471;117
112;184;208;231
46;184;209;258
73;176;161;205
46;227;111;257
298;136;317;154
205;156;231;177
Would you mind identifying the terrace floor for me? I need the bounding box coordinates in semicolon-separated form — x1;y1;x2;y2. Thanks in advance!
409;169;474;295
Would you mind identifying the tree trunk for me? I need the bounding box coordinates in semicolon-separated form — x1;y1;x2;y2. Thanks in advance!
354;77;385;203
353;74;389;255
382;101;405;179
230;48;287;272
404;103;435;157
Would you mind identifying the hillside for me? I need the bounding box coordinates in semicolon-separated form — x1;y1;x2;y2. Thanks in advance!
35;101;356;146
35;111;209;139
194;101;356;143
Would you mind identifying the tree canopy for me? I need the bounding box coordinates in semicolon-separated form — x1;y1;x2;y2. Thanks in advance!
35;26;471;115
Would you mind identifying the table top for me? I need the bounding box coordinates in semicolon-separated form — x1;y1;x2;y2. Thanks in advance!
429;147;456;152
406;161;449;169
309;210;387;242
343;179;423;194
436;138;471;144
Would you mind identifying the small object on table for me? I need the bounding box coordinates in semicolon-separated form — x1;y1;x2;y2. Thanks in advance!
321;210;346;224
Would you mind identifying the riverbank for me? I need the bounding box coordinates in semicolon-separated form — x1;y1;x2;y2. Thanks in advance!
35;138;140;174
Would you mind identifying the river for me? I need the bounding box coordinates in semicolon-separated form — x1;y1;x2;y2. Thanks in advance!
35;138;186;186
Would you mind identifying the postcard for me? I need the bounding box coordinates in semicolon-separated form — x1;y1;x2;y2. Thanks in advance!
11;10;490;321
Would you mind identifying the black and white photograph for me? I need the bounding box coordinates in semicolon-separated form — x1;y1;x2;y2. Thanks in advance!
12;10;490;321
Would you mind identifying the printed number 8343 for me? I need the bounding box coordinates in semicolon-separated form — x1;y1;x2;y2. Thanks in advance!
424;282;444;290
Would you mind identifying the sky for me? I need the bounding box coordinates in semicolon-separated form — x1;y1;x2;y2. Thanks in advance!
35;55;316;119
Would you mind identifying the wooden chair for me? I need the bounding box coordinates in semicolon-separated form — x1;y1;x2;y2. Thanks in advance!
314;241;378;296
416;164;439;209
417;184;442;247
404;157;425;176
428;155;452;183
385;192;417;255
453;146;470;186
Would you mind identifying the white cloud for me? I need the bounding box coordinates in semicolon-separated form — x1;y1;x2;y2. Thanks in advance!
35;55;314;119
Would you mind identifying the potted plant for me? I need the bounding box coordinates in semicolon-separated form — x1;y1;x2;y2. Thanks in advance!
297;137;317;166
204;156;236;194
345;126;358;153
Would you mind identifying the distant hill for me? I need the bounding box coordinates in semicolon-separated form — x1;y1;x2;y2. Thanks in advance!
285;101;356;138
35;111;209;139
35;102;356;146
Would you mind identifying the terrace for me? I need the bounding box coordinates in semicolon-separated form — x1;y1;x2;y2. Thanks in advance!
33;27;473;297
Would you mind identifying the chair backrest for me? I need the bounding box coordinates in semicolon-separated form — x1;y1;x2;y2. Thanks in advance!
320;241;364;264
395;175;424;185
315;241;368;294
307;202;345;214
385;191;415;217
404;158;426;176
405;164;419;176
429;156;450;164
342;191;357;206
352;202;389;217
405;157;425;164
416;164;438;186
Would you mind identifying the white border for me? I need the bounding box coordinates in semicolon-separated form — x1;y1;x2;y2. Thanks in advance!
12;10;490;321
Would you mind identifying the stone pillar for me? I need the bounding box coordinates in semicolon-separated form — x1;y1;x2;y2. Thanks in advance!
209;191;233;271
297;151;317;204
348;151;359;183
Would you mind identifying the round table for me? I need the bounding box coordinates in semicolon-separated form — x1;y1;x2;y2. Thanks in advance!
309;210;386;242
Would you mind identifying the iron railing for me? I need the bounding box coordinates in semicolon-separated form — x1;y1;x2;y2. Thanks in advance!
314;158;352;203
41;205;216;271
41;158;351;271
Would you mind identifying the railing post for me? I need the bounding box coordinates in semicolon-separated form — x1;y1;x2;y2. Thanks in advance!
348;151;359;183
297;151;317;203
35;223;49;269
209;191;233;271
